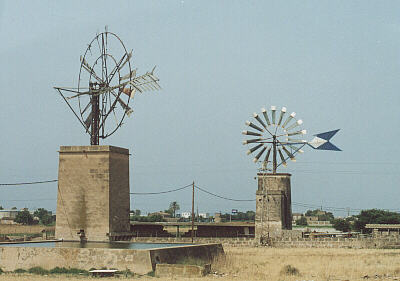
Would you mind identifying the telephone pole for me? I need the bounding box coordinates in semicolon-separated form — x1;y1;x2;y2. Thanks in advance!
191;181;195;243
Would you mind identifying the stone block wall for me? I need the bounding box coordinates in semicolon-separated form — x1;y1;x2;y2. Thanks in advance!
56;146;130;241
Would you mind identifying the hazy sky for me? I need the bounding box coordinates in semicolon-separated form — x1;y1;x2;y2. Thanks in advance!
1;1;399;216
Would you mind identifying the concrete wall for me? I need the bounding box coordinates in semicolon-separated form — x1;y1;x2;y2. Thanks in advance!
0;243;223;274
56;146;130;241
130;237;256;247
256;173;292;240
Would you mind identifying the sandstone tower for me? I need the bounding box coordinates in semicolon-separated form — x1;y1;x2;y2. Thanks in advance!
55;146;131;241
255;173;292;241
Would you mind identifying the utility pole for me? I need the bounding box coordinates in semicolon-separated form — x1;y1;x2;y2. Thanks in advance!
191;181;195;243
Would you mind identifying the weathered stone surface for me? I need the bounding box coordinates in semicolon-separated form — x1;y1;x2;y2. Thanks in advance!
255;173;292;240
156;263;210;277
56;145;130;241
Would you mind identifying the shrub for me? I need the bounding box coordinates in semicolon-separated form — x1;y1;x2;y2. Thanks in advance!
280;265;300;276
28;266;49;275
0;268;3;274
14;268;27;273
49;267;88;275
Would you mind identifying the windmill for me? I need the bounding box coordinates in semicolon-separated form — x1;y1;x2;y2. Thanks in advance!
242;106;341;173
54;28;160;145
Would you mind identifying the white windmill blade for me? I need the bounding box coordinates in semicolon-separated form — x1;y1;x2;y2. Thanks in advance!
286;138;307;143
253;146;267;163
261;108;271;126
271;106;277;125
282;145;296;162
277;107;287;126
264;147;272;163
285;119;303;131
242;138;262;145
246;143;263;155
128;72;161;93
287;129;307;136
278;148;287;167
282;112;296;128
245;121;264;132
242;130;262;137
253;113;267;129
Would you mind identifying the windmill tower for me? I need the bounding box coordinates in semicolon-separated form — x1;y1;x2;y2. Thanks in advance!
54;29;160;241
242;106;340;242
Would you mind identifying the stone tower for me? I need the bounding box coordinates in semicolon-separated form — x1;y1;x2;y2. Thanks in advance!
55;145;131;241
255;173;292;241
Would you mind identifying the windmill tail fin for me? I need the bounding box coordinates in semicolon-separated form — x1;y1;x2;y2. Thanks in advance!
307;129;341;151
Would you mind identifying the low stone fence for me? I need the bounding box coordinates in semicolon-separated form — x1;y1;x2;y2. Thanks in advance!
129;236;400;249
0;225;54;235
130;237;256;247
270;237;400;249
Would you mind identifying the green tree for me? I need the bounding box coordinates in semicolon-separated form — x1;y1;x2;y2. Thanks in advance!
333;218;351;232
169;202;180;218
14;210;34;225
0;206;3;210
135;209;141;216
353;209;400;233
296;216;308;226
33;208;54;226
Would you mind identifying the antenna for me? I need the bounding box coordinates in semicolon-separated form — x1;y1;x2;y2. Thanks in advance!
242;106;341;173
54;29;161;145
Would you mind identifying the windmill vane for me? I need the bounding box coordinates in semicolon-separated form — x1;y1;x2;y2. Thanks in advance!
242;106;341;173
54;29;160;145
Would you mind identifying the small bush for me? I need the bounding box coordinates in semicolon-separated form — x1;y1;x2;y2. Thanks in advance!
0;268;3;274
280;264;300;276
49;267;88;275
146;271;155;277
28;266;49;275
14;268;27;273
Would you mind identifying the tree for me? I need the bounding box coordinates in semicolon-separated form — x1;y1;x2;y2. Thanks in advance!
14;210;34;225
169;202;180;218
135;209;141;216
353;209;400;233
33;208;54;226
333;218;351;232
296;216;308;226
0;206;3;210
305;209;334;222
11;207;17;210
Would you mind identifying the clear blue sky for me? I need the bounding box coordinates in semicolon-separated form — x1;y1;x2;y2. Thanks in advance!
0;1;399;216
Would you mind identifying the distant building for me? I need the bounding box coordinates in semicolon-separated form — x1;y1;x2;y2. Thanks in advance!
180;212;191;219
292;213;303;221
0;210;18;220
198;213;209;219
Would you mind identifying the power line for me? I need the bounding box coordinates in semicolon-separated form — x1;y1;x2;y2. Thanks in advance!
0;179;58;186
130;183;192;195
195;185;255;202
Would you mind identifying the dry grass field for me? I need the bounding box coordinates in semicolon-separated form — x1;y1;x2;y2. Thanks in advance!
1;247;400;280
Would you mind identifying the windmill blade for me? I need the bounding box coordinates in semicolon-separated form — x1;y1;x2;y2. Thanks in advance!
264;147;272;164
285;119;303;131
128;72;161;93
246;143;263;155
287;138;307;143
242;130;262;137
282;112;296;128
271;106;276;125
261;108;271;126
278;148;287;166
245;121;263;132
110;91;133;116
277;107;287;126
287;129;307;136
80;56;102;82
282;145;296;161
253;146;267;163
288;144;304;153
84;111;92;130
120;69;137;81
242;138;262;145
253;113;267;129
81;101;91;115
118;50;133;70
121;87;136;98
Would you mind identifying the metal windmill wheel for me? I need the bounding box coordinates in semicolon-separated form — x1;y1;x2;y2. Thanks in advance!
242;106;307;173
54;28;160;145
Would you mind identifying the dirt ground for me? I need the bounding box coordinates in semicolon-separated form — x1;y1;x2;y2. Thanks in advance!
1;246;400;280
